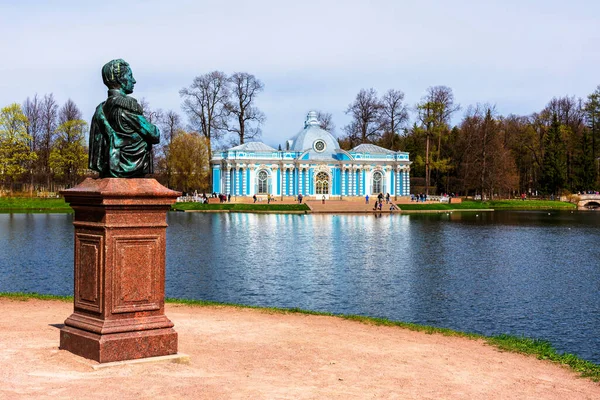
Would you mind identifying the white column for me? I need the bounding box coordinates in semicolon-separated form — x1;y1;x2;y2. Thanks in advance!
305;168;309;195
241;168;246;196
386;168;392;195
296;167;301;195
226;167;231;195
396;167;401;196
366;169;372;196
235;167;240;195
249;167;256;196
357;168;362;196
350;167;355;196
404;169;410;196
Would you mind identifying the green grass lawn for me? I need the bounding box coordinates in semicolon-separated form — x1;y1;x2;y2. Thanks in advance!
0;197;577;213
172;202;311;212
0;197;71;212
400;199;576;211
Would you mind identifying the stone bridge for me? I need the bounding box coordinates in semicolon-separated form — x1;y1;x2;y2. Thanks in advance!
576;194;600;210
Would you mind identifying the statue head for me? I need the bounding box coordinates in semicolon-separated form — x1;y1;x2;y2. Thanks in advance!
101;59;136;94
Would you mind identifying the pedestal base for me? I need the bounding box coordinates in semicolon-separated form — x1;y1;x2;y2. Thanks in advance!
60;326;178;363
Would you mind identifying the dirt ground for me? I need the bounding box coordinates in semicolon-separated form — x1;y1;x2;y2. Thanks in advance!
0;298;598;400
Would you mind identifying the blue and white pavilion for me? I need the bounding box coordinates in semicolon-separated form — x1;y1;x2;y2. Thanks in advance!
211;111;411;198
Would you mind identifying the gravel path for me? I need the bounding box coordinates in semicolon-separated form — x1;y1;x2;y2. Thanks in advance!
0;298;598;399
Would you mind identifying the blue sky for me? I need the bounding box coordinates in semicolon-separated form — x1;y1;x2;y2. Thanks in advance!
1;0;599;148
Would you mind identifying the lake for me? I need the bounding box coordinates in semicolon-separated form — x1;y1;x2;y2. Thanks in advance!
1;211;599;364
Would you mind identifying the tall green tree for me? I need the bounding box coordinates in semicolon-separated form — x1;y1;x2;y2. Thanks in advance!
416;86;459;194
0;104;37;191
575;126;596;190
584;85;600;185
540;114;567;195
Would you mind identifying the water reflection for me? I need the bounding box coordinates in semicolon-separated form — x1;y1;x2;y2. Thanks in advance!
0;211;599;364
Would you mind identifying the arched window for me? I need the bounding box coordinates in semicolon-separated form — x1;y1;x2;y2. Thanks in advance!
372;171;383;194
257;170;268;194
315;172;329;195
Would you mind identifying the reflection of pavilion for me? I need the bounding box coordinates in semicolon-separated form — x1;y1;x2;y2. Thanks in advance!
211;111;411;198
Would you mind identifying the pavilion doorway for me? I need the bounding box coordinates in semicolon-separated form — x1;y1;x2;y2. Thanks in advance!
315;171;330;198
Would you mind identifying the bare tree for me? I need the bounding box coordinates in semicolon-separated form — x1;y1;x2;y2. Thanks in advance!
139;98;163;125
23;94;42;153
340;121;361;149
158;110;183;187
160;110;183;146
379;89;409;150
39;93;59;187
344;88;382;144
225;72;265;145
51;100;87;187
180;71;229;162
315;111;336;134
457;105;517;199
59;99;83;125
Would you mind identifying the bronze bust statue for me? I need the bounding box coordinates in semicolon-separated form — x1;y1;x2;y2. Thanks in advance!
88;59;160;178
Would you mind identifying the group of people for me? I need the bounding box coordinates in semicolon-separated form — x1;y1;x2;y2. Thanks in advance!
217;193;230;203
411;193;428;202
252;194;275;203
367;192;396;211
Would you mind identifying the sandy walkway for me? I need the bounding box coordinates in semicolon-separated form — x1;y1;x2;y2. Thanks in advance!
0;298;598;399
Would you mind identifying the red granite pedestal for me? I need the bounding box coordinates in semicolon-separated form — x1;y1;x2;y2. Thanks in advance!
59;178;181;363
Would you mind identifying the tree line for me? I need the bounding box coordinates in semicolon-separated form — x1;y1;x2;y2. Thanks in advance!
1;70;598;197
0;70;266;194
337;85;600;198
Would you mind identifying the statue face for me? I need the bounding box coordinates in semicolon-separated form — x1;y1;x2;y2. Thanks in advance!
121;67;136;94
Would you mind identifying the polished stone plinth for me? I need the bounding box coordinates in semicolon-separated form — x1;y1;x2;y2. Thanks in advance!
59;178;181;363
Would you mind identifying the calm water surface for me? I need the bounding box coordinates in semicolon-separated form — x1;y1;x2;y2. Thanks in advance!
1;211;599;363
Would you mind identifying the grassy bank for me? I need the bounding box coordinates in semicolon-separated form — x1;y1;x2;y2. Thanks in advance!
0;197;71;212
2;291;597;381
0;197;577;213
400;199;576;211
172;202;310;212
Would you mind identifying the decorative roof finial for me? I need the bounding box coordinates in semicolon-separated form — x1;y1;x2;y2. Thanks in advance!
305;110;320;127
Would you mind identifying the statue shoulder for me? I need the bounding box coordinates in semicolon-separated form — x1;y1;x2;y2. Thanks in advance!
105;94;143;114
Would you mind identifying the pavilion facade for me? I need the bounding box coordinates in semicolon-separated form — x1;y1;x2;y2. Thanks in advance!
210;111;411;199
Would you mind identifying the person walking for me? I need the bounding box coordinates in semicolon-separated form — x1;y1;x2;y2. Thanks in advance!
322;195;326;204
366;194;369;204
253;194;257;203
